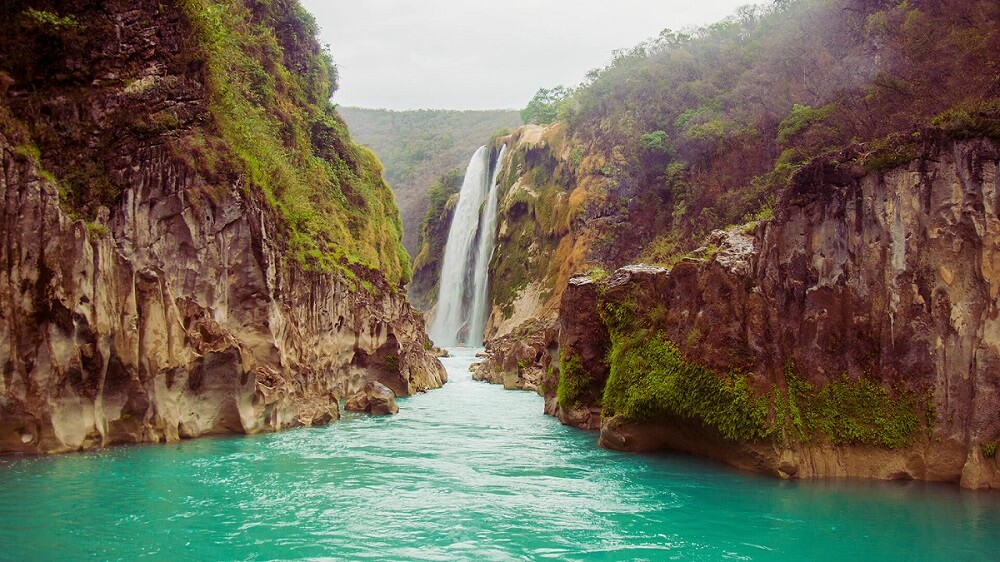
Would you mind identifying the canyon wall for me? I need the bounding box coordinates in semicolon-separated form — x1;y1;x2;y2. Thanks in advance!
0;0;444;454
478;134;1000;489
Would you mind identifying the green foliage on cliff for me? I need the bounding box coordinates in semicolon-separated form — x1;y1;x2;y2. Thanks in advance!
518;0;1000;267
20;8;79;30
776;369;929;449
521;86;575;125
602;332;772;442
180;0;409;283
598;301;772;441
982;441;998;459
556;353;590;409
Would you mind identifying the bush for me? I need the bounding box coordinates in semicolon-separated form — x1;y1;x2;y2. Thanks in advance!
982;441;998;459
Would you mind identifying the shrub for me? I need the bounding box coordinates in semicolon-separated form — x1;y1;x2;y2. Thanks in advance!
982;441;998;459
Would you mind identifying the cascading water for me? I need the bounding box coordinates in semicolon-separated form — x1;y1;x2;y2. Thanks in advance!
468;144;507;345
428;144;507;347
428;146;489;346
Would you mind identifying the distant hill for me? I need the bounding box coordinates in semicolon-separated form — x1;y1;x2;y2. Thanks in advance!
339;107;522;256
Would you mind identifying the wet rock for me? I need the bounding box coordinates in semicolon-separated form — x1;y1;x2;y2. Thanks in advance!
344;382;399;415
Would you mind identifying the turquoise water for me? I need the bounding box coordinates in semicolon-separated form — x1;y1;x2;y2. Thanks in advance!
1;348;998;561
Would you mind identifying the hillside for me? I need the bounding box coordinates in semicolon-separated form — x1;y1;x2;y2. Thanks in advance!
466;0;1000;488
457;0;1000;333
0;0;444;454
339;107;521;255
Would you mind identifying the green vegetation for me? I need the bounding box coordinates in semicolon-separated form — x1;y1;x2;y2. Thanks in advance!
20;8;80;31
516;0;1000;267
602;331;772;442
521;86;575;125
383;353;398;371
84;221;110;239
598;299;771;442
180;0;409;282
339;107;521;255
424;168;465;220
982;441;998;459
778;369;928;449
556;353;591;409
930;100;1000;140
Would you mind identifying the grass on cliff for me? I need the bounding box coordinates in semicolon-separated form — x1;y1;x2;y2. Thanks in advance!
774;367;931;449
599;302;773;442
180;0;409;284
594;299;932;448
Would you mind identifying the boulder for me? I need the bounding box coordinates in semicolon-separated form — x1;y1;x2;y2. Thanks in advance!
344;382;399;415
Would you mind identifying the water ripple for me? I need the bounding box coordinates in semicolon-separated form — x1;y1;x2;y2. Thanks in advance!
0;347;998;560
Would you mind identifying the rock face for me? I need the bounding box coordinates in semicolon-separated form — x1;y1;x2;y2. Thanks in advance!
471;319;556;392
0;1;445;454
487;135;1000;489
344;381;399;416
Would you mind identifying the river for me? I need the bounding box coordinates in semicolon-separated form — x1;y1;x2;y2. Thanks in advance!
1;348;997;560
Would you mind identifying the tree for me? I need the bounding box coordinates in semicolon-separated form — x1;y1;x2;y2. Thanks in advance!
520;86;573;125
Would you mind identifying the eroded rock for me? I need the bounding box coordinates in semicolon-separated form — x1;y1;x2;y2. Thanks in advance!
344;381;399;415
0;3;445;454
483;137;1000;489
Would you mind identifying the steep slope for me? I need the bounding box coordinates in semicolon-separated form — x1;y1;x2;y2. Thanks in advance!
558;137;1000;489
467;0;1000;487
0;0;444;454
339;107;521;256
408;167;464;311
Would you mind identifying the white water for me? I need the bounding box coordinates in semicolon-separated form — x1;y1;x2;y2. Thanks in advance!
428;146;490;346
468;144;508;345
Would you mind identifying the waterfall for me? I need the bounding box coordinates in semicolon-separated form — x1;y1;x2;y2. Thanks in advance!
468;144;507;345
428;144;506;347
428;146;489;346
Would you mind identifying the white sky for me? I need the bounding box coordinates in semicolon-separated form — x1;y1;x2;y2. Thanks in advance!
299;1;761;110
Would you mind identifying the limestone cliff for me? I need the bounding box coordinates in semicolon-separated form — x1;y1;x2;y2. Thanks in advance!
0;0;445;454
477;133;1000;489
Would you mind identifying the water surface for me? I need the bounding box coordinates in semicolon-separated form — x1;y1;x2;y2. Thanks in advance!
1;348;997;560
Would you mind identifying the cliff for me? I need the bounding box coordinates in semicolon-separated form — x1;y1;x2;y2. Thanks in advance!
408;169;462;312
460;0;1000;489
532;136;1000;489
0;0;445;454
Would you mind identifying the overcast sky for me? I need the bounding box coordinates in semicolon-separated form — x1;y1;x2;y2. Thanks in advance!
299;0;762;110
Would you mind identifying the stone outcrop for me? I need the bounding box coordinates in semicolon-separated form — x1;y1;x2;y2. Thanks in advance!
600;138;1000;488
486;135;1000;489
471;319;556;392
0;1;445;454
344;381;399;415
